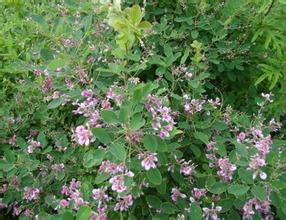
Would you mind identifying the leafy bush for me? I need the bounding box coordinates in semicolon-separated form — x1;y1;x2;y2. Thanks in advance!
0;0;286;219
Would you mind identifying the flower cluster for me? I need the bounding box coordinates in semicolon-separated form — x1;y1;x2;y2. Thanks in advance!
145;95;176;138
60;179;89;210
171;188;187;202
243;198;272;218
27;140;41;154
23;187;40;201
99;160;134;193
183;96;205;115
217;158;237;182
72;125;93;146
138;152;158;170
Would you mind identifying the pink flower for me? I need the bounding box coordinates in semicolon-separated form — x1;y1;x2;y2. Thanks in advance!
59;199;69;208
23;187;40;201
171;188;186;202
109;175;126;193
217;158;236;182
180;160;196;176
92;187;110;202
192;188;207;200
8;135;16;145
237;132;246;142
114;195;133;211
106;88;116;99
42;77;53;93
81;89;93;98
203;203;222;220
99;160;126;175
27;140;41;154
51;163;65;172
141;153;158;170
90;208;108;220
73;125;93;146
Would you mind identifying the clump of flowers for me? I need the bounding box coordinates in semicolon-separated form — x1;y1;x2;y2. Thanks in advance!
72;125;93;146
217;158;237;182
138;152;158;170
145;95;176;138
23;187;40;201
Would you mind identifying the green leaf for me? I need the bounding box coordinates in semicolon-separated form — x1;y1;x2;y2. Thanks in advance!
146;195;162;209
146;168;162;185
161;202;177;214
143;135;158;152
138;21;152;29
251;186;267;201
47;98;63;109
62;211;74;220
37;132;47;148
119;106;129;123
209;182;228;194
127;5;142;25
110;143;126;162
238;168;254;184
92;128;112;144
76;206;91;220
235;143;248;158
95;173;110;184
228;184;249;196
191;31;199;39
83;149;105;168
101;110;118;124
194;132;209;144
190;204;202;220
130;113;145;131
180;48;190;64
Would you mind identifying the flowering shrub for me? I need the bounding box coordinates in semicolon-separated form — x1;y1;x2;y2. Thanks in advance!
1;1;286;220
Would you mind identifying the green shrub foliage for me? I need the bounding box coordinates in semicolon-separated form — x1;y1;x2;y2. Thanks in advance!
0;0;286;219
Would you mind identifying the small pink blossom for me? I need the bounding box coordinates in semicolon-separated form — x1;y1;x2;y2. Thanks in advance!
109;175;126;193
92;187;110;202
237;132;246;142
23;187;40;201
171;188;186;202
73;125;93;146
114;195;133;211
81;89;93;98
51;163;65;172
140;153;158;170
59;199;69;208
192;188;207;200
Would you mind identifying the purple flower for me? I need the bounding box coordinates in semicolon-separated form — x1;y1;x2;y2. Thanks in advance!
202;203;222;220
114;195;133;211
59;199;69;208
8;135;16;145
180;160;196;176
192;188;207;200
145;95;176;139
99;160;126;175
81;89;93;98
109;175;126;193
23;187;40;201
217;158;236;182
92;187;110;203
237;132;246;142
171;188;186;202
140;153;158;170
27;140;41;154
51;163;65;172
90;208;108;220
73;125;93;146
42;77;53;93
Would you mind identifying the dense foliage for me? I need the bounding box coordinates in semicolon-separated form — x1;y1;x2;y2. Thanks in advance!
1;0;286;219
